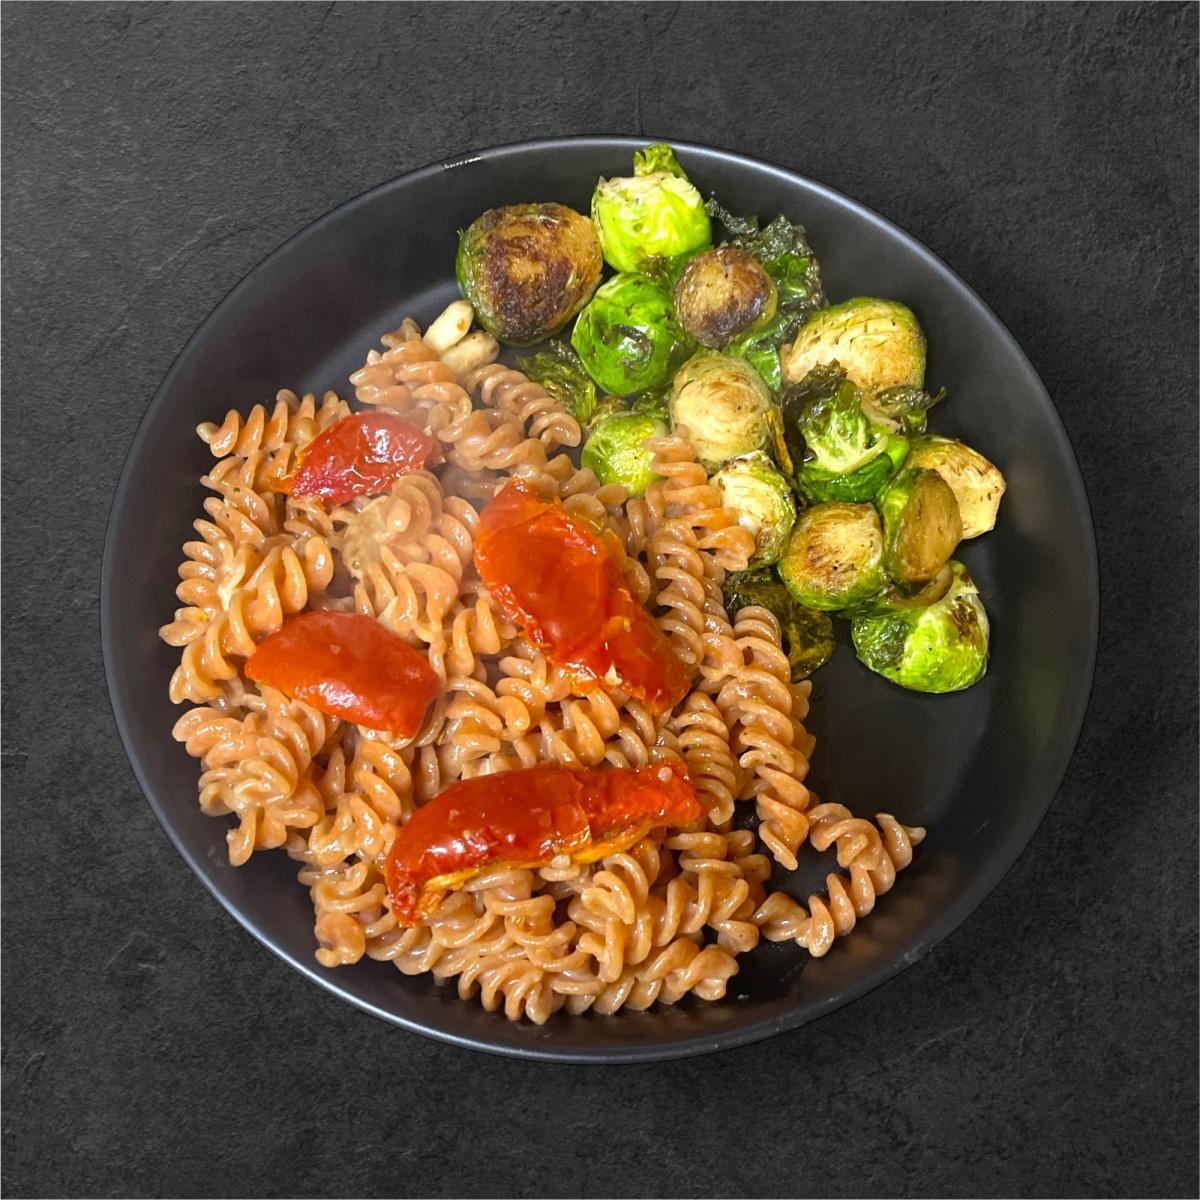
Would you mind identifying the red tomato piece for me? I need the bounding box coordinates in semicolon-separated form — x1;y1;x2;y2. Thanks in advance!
246;610;440;734
385;760;700;925
473;482;689;713
287;412;440;505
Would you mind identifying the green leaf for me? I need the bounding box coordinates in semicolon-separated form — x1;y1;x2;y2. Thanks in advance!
634;143;688;179
516;340;598;424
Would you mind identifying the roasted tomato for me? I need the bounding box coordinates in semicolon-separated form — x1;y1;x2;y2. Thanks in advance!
246;610;440;735
473;481;689;712
287;412;440;505
385;760;700;925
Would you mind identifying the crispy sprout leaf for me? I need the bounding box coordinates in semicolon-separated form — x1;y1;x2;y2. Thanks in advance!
516;340;598;424
723;567;837;680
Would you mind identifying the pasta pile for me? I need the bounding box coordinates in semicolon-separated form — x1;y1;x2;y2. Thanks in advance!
161;302;925;1023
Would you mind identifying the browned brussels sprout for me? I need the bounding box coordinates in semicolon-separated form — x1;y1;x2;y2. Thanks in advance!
878;467;963;589
907;435;1006;538
673;247;778;348
779;502;886;611
456;203;602;345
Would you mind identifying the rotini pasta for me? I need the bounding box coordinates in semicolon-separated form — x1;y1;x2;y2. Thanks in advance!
163;300;925;1024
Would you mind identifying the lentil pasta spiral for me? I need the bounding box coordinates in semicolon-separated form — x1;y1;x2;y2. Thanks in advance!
161;298;925;1025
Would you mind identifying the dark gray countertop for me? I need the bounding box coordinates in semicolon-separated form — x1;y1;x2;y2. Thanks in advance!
2;4;1196;1197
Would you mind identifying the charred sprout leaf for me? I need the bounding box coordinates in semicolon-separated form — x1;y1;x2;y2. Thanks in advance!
712;451;797;566
668;353;774;471
516;340;598;424
781;365;908;503
571;273;693;396
851;560;989;692
673;248;778;348
782;297;926;397
633;143;688;179
778;502;886;611
704;197;761;240
864;385;947;436
591;147;712;273
456;203;602;345
723;568;836;681
878;467;963;589
581;409;667;496
907;435;1006;538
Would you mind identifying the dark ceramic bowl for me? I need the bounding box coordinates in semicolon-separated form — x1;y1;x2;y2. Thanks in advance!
102;137;1098;1062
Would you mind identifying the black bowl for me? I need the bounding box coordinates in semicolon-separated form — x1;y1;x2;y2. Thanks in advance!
101;137;1098;1062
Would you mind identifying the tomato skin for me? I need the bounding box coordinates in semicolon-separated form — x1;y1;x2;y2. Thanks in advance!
245;611;440;734
385;760;700;925
287;413;440;504
474;482;689;713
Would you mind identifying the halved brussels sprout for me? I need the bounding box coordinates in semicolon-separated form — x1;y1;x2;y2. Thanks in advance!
591;145;712;273
781;365;908;503
668;353;774;471
851;560;989;692
456;203;602;345
778;502;885;611
571;273;693;396
907;435;1006;539
781;297;926;397
581;409;668;497
878;467;963;589
712;451;797;566
723;568;836;680
516;340;598;424
673;248;778;348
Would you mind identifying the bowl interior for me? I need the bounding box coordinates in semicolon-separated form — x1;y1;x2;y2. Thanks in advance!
102;138;1098;1061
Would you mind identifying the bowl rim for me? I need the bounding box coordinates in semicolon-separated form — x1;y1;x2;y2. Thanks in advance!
101;134;1100;1063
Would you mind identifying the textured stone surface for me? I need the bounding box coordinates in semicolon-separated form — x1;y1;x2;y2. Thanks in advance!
2;3;1196;1197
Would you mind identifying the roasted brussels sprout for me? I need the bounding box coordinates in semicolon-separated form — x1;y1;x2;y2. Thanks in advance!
778;502;885;611
863;384;946;437
781;297;926;397
781;365;909;503
878;467;963;589
673;248;778;348
581;408;667;497
571;273;693;396
591;145;712;274
456;203;602;345
516;340;598;424
723;568;836;681
706;202;826;391
668;353;774;471
712;451;797;566
907;435;1006;538
851;561;989;692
